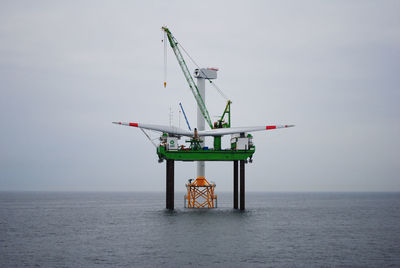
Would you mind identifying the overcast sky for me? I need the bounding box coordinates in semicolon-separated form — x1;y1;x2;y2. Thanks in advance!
0;1;399;192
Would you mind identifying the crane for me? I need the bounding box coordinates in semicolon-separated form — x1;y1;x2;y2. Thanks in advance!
162;27;231;130
179;102;191;131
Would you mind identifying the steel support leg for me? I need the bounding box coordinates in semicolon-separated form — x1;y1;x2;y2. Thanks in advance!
166;159;175;210
240;160;245;210
170;160;174;210
166;159;169;209
233;160;238;209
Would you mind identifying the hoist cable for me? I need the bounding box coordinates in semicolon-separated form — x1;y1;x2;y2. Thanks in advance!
176;41;229;101
163;31;167;88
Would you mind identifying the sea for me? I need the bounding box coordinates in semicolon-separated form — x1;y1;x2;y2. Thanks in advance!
1;191;399;267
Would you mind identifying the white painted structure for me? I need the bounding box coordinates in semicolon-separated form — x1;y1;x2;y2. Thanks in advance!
166;137;178;150
194;68;218;178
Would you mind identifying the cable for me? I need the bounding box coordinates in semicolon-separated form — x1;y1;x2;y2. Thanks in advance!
140;128;157;148
176;41;229;101
163;31;167;88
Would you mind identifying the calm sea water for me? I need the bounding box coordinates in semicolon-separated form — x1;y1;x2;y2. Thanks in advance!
0;192;399;267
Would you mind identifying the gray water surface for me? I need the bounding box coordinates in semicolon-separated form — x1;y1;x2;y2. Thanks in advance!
1;192;399;267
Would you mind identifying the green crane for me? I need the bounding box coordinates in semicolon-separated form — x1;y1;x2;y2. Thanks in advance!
162;27;214;130
214;100;231;129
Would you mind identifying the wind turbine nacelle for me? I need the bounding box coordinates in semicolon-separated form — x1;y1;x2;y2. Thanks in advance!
194;68;218;79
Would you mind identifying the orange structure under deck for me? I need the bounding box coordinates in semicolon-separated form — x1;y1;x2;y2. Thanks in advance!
184;177;217;208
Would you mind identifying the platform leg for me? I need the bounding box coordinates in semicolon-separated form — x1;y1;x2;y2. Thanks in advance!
166;160;169;209
240;160;245;210
166;159;175;210
233;160;238;209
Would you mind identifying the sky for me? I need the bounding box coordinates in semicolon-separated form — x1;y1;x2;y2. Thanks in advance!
0;1;399;192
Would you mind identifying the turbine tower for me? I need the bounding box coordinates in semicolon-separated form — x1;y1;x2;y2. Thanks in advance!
194;68;218;178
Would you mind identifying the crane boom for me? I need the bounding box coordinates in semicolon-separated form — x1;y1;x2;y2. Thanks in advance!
179;102;192;131
162;27;214;129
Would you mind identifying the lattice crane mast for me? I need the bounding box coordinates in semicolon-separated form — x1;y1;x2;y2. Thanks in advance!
162;26;214;129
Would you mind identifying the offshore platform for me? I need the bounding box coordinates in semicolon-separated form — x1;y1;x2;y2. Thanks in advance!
113;27;294;210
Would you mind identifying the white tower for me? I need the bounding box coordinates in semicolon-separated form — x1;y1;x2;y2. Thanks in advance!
193;68;218;178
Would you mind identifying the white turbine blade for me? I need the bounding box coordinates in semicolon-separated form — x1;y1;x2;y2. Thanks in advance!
197;125;295;136
113;122;294;137
112;122;193;137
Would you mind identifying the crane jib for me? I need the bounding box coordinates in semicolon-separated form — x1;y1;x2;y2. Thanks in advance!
162;27;214;129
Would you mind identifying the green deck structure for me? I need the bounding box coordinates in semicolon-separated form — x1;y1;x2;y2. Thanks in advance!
157;146;255;161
